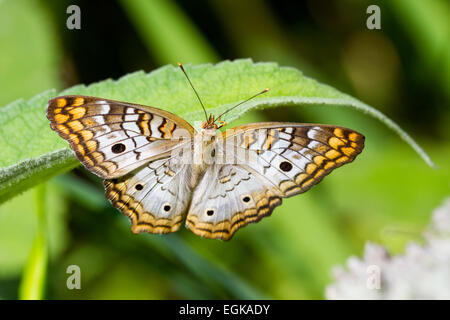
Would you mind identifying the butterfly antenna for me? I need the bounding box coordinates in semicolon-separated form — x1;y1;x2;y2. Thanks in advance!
215;88;270;122
178;62;208;121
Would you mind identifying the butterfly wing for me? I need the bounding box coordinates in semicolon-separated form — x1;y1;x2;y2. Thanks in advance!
186;163;283;240
47;95;194;179
104;156;192;234
47;95;195;234
186;122;364;240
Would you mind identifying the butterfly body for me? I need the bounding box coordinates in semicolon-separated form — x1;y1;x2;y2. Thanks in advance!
47;94;364;241
190;128;217;187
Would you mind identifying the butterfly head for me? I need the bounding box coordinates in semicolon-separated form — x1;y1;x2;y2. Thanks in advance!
178;62;268;131
201;114;226;130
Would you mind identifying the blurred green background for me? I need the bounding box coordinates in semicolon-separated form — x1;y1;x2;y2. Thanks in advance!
0;0;449;299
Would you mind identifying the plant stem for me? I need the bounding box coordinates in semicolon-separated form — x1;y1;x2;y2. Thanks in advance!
18;183;48;300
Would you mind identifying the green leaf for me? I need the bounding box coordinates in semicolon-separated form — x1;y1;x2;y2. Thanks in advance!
0;59;435;203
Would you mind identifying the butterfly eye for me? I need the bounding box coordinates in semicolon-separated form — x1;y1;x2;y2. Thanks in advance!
163;204;172;212
111;143;126;154
279;161;293;172
135;184;144;191
242;195;251;203
206;209;215;216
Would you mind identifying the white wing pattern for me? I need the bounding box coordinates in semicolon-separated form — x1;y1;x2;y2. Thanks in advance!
47;95;194;234
48;96;364;240
186;123;364;240
104;158;192;234
47;95;194;179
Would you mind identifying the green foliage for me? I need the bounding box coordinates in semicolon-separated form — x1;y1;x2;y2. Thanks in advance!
18;184;48;300
0;182;67;279
0;0;61;106
0;60;434;204
0;0;66;300
387;0;450;95
119;0;218;64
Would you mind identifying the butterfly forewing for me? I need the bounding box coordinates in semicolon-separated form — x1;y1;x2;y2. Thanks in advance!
47;95;194;179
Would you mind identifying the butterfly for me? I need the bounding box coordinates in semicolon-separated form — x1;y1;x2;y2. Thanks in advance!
46;63;364;240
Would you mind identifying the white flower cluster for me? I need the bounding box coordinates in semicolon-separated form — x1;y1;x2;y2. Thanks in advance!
326;198;450;299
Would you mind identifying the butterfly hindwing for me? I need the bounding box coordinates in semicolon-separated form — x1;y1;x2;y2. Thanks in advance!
186;122;364;240
186;164;282;240
104;156;192;234
47;95;194;179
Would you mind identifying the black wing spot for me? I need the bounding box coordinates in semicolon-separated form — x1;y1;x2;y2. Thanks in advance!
279;161;293;172
206;209;214;216
135;184;144;191
242;196;251;203
111;143;126;154
163;204;171;212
